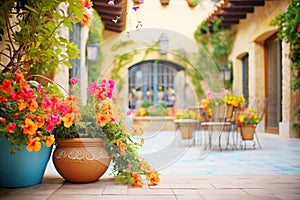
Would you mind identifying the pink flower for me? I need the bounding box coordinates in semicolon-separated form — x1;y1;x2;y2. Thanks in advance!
7;123;16;133
19;88;34;100
88;81;98;96
297;24;300;33
37;84;45;95
70;77;79;85
108;0;114;5
43;97;53;110
127;110;132;115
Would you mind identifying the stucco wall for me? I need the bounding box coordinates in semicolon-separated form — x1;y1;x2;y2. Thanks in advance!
229;0;299;137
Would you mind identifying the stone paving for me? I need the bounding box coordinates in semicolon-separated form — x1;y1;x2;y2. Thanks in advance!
1;132;300;199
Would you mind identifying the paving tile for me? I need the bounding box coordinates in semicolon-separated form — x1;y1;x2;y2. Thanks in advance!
1;183;61;195
197;188;279;200
0;194;51;200
53;181;106;195
127;188;174;196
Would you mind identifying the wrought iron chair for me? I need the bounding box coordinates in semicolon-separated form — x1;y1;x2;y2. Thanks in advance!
200;104;234;151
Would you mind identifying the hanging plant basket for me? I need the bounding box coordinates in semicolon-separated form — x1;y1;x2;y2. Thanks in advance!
186;0;199;8
160;0;170;6
240;124;255;140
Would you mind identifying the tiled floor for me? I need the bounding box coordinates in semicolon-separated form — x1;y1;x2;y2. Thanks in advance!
1;131;300;199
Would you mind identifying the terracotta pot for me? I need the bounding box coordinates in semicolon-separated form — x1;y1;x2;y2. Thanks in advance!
174;119;197;139
53;138;111;183
240;124;255;140
160;0;170;6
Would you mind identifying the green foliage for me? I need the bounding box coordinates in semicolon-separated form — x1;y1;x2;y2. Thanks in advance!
0;0;83;74
270;0;300;129
54;104;104;141
194;19;235;68
270;0;300;90
141;100;153;108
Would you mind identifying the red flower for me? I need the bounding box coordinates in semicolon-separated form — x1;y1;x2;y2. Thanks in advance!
81;0;93;9
7;123;16;133
297;23;300;33
0;80;12;93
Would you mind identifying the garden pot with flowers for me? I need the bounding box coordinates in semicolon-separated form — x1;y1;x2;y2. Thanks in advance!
200;90;245;120
0;72;64;188
237;107;259;140
53;78;160;186
174;109;197;139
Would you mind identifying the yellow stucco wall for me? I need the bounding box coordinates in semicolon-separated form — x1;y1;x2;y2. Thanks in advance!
229;0;299;137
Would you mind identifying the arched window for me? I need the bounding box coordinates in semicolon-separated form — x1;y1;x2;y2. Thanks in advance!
128;60;185;109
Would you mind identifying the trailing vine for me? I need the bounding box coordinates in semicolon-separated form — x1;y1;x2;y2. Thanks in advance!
270;0;300;130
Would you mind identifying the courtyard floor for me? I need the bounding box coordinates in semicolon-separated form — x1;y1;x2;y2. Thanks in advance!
1;131;300;200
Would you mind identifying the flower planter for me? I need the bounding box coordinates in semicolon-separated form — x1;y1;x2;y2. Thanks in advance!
240;124;255;140
212;104;233;119
160;0;170;6
53;138;111;183
0;138;52;188
174;119;197;139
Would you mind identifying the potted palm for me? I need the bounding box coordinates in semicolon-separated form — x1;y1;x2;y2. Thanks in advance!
0;71;65;187
237;107;259;140
53;78;160;186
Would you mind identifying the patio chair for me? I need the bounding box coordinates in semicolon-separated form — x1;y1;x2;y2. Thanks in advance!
200;104;235;151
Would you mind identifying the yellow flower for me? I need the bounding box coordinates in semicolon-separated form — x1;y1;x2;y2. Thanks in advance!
62;113;74;128
46;134;55;147
146;170;160;186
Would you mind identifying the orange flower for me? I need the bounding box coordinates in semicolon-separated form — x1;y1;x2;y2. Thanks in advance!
19;78;29;89
62;113;74;128
132;173;143;187
26;137;41;152
35;116;45;128
96;113;110;127
28;99;38;112
146;171;160;186
17;100;27;111
46;134;55;147
23;118;38;136
82;12;91;25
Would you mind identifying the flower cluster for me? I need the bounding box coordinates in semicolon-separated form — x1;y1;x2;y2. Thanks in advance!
200;90;245;114
81;0;93;25
56;78;160;187
0;72;63;153
236;107;259;126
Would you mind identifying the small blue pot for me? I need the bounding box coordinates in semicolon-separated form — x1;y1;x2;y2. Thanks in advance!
0;138;52;188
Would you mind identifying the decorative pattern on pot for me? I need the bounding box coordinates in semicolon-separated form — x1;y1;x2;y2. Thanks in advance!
53;138;111;183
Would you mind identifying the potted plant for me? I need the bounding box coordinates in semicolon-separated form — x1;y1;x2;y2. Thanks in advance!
53;78;160;186
0;71;65;187
200;90;245;120
174;109;197;139
0;0;91;76
186;0;199;8
236;107;259;140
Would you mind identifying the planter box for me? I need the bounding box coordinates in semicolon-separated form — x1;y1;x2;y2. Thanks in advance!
133;116;176;131
240;125;255;140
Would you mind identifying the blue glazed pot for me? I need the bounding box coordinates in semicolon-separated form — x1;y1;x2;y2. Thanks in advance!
0;138;52;188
